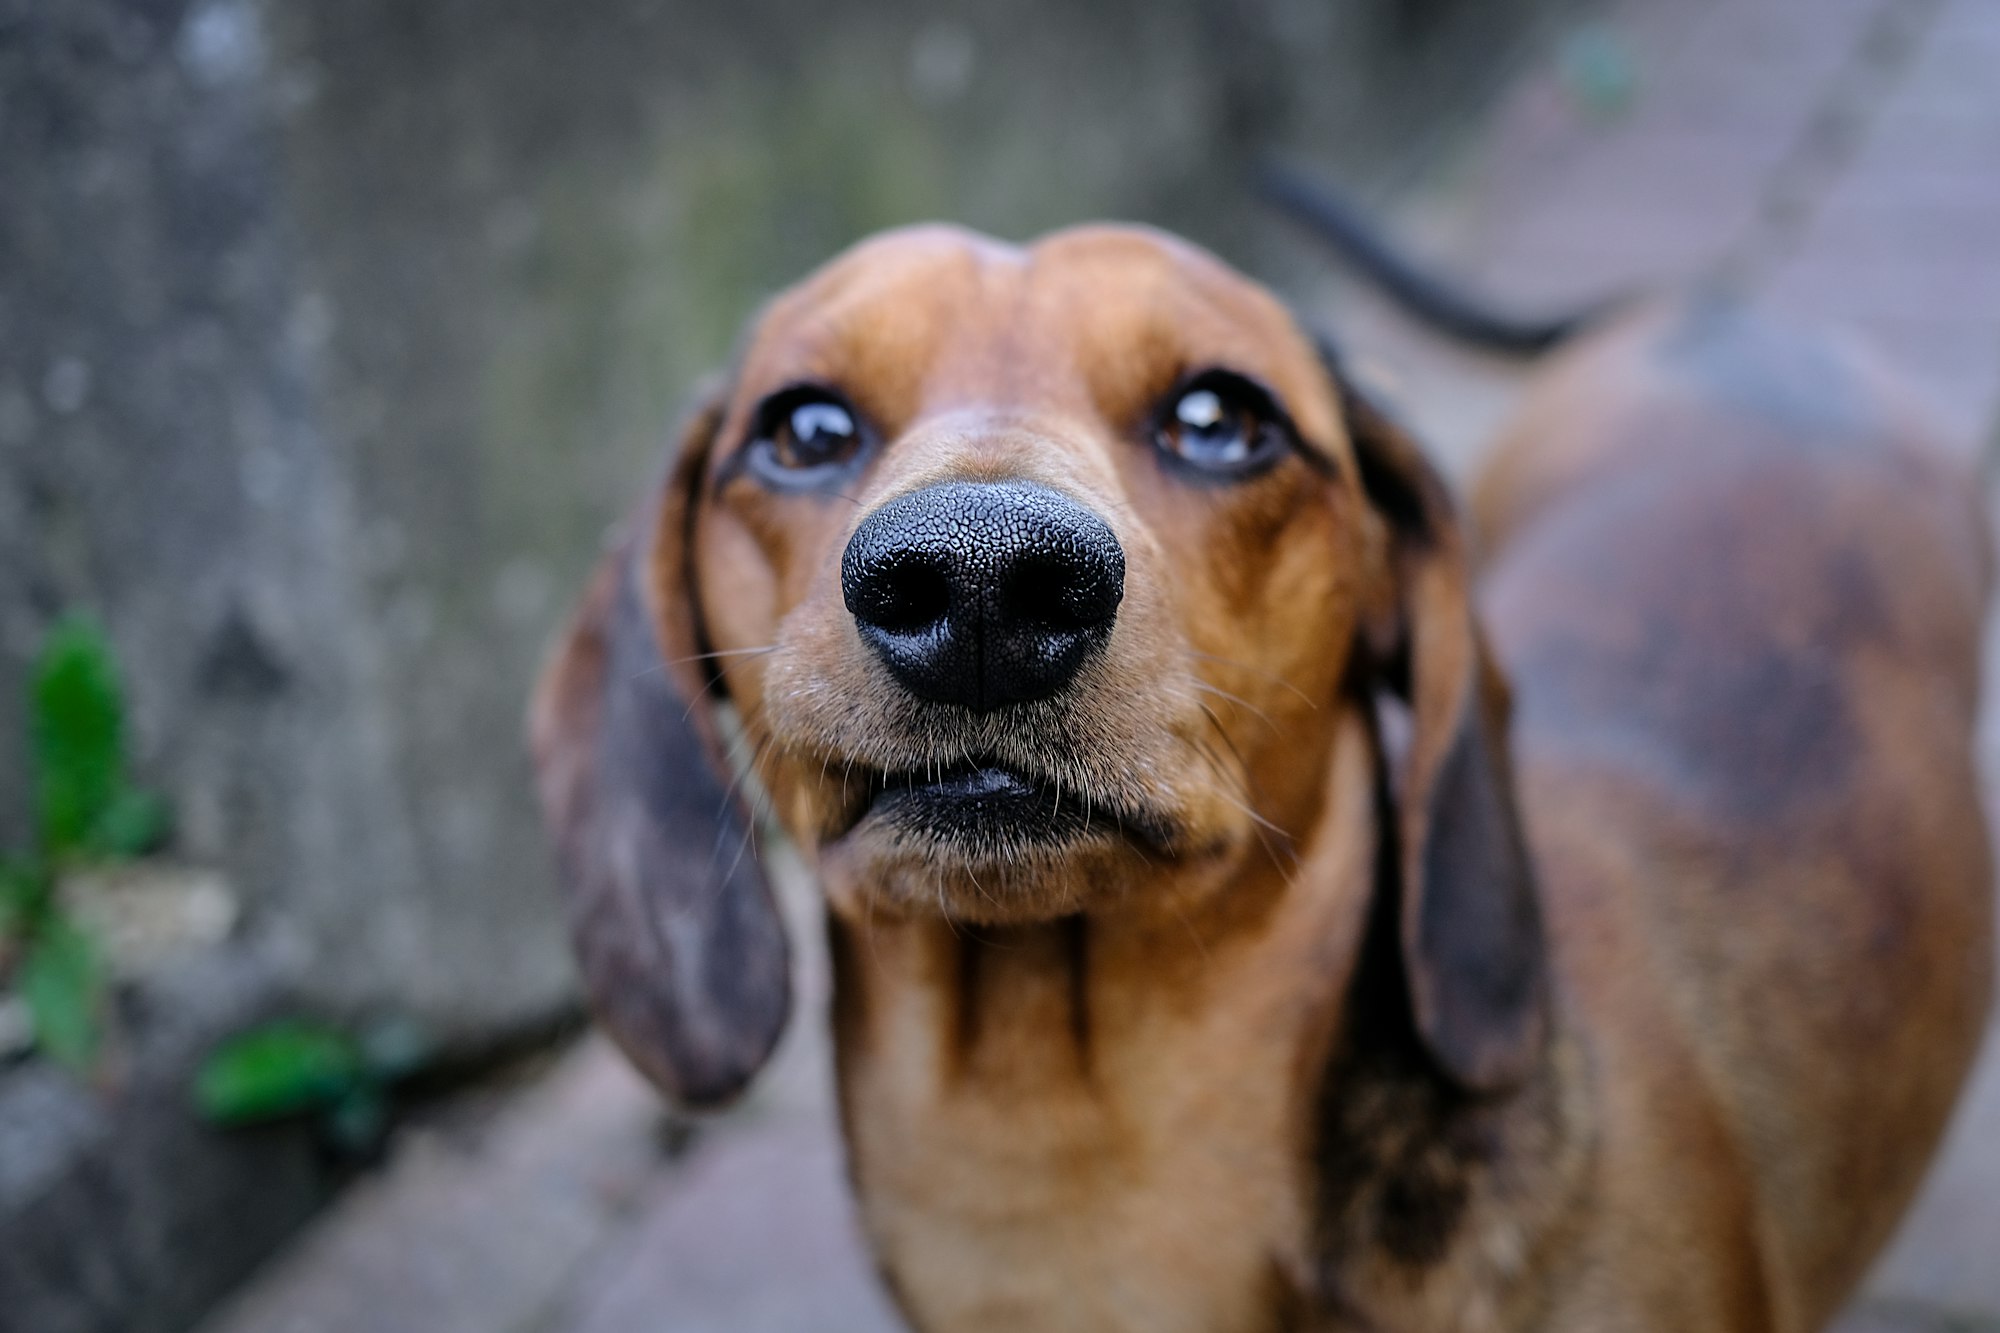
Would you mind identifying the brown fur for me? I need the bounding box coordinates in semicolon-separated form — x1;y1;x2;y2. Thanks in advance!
529;232;1993;1331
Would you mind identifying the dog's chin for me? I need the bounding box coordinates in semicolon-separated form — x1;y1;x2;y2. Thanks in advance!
818;757;1175;923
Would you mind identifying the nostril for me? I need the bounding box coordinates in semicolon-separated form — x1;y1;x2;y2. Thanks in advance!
863;555;951;634
1001;549;1124;631
845;547;953;636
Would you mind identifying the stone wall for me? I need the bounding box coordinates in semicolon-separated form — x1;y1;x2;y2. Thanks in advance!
0;0;1578;1048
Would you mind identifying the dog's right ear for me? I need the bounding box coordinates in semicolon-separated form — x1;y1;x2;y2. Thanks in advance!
528;390;791;1108
1336;371;1549;1096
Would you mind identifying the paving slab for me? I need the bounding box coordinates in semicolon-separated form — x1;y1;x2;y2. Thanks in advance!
1764;0;2000;443
555;1097;898;1333
1862;982;2000;1317
1833;1298;2000;1333
196;1037;672;1333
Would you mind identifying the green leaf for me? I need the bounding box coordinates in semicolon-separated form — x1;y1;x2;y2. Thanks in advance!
194;1021;368;1125
32;618;129;858
19;914;102;1070
89;788;171;860
27;616;171;864
0;859;52;940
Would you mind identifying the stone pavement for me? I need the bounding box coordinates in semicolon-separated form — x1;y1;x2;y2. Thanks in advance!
199;0;2000;1327
1314;0;2000;476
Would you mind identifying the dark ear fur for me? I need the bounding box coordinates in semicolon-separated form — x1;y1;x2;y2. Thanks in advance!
528;391;790;1107
1340;372;1548;1094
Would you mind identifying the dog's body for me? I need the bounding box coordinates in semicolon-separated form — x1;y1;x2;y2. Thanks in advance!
532;216;1992;1330
1468;300;1993;1328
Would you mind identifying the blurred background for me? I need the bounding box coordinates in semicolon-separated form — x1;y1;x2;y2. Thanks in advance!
2;0;1996;1329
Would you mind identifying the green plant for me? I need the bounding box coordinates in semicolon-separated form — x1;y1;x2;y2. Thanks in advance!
195;1017;430;1153
0;616;169;1070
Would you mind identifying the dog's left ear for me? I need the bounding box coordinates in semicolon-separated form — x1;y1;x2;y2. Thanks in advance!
528;389;791;1108
1341;377;1549;1094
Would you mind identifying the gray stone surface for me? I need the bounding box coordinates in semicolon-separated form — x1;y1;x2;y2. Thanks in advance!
0;936;332;1333
0;0;559;1048
196;1036;671;1333
559;1098;898;1333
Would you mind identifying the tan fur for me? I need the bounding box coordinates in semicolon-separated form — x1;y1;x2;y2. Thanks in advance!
531;233;1993;1331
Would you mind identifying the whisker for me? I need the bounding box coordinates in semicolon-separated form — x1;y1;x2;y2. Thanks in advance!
716;709;776;814
936;869;965;940
664;644;781;667
1190;680;1277;732
862;878;885;976
1191;706;1298;874
1187;649;1316;709
1209;780;1292;843
1197;762;1294;873
1190;703;1255;801
1163;875;1212;965
1187;731;1255;821
733;748;776;827
1196;701;1267;804
701;725;776;902
964;861;999;910
676;649;778;720
626;644;779;688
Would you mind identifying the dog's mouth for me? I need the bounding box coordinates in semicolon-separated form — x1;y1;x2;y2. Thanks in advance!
837;755;1172;855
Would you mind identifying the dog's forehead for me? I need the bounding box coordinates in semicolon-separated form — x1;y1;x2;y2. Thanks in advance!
735;223;1346;452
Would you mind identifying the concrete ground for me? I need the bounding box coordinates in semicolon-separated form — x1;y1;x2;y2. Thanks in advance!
197;0;2000;1328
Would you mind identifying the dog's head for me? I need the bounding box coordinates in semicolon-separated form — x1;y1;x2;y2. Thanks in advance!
530;224;1543;1106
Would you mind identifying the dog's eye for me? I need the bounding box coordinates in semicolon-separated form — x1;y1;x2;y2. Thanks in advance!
746;387;870;486
776;397;858;467
1155;373;1288;477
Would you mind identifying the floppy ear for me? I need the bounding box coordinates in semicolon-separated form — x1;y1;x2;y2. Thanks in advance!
528;391;790;1108
1343;380;1548;1094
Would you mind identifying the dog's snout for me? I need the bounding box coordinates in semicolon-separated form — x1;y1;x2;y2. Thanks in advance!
842;482;1125;710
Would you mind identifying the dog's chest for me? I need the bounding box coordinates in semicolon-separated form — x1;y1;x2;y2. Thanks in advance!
845;979;1315;1331
830;880;1374;1333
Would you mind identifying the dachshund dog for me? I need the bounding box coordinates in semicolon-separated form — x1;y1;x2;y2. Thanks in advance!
529;200;1993;1330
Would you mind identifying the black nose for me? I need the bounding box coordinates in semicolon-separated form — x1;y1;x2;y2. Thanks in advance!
841;482;1125;711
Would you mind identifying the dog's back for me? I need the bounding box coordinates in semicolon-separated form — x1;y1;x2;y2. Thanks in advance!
1474;300;1994;1326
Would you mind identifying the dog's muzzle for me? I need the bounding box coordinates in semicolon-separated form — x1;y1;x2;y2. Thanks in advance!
841;481;1125;711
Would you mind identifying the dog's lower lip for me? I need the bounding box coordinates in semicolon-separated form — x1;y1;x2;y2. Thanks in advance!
855;759;1090;844
895;764;1037;801
867;761;1045;817
836;756;1173;852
